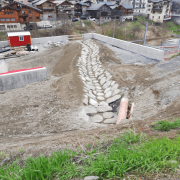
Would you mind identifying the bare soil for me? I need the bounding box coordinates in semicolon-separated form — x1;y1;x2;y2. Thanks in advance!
1;40;180;160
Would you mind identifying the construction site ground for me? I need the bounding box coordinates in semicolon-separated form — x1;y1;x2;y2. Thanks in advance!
1;39;180;160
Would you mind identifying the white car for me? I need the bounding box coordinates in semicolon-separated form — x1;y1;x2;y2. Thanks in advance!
89;17;96;22
39;24;52;29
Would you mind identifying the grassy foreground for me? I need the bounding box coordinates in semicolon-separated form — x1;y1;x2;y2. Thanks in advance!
1;132;180;179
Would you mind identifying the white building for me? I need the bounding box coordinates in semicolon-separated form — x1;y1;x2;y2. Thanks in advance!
132;0;148;14
147;0;172;22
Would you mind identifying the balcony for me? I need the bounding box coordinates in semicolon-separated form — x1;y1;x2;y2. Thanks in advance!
19;13;28;17
152;8;162;12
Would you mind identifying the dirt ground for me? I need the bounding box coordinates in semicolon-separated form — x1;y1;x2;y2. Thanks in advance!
1;39;180;159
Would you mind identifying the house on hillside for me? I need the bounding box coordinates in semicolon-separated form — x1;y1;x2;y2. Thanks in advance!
114;4;133;21
74;1;89;17
147;0;172;22
86;3;112;18
0;1;42;31
56;0;74;19
33;0;56;20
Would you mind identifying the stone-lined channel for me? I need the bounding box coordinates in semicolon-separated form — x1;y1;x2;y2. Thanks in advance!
77;39;121;124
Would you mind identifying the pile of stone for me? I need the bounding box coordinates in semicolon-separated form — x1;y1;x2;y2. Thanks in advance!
77;39;121;124
47;41;63;48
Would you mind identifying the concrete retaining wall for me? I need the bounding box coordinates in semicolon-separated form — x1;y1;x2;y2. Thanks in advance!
0;60;8;73
31;35;67;44
0;67;47;91
0;40;9;48
84;33;164;61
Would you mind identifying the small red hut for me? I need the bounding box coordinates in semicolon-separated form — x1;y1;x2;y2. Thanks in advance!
7;32;31;47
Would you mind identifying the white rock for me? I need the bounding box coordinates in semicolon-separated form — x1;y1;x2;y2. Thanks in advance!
97;96;105;100
103;81;111;89
83;97;88;105
90;114;103;123
84;176;99;180
100;77;106;85
112;84;119;91
93;90;97;95
89;98;98;107
104;87;111;94
106;75;112;81
96;86;102;90
105;91;112;98
111;81;116;86
106;95;121;104
103;112;114;119
97;106;112;112
104;118;116;124
79;109;89;121
97;93;104;96
99;101;108;106
113;89;120;96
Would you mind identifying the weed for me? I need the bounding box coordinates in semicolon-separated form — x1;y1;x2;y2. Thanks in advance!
154;118;180;131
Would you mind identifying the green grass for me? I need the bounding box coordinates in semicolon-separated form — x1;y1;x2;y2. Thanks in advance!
1;132;180;179
135;15;154;25
165;21;180;34
0;32;6;41
154;118;180;131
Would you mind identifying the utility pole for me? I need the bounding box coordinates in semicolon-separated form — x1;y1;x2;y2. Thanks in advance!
143;21;148;45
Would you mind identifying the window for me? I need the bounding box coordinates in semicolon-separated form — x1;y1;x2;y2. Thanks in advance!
159;16;160;19
14;25;17;28
49;4;51;7
152;16;154;19
0;25;5;30
19;36;24;41
11;25;13;28
11;18;15;21
7;25;10;28
0;18;5;21
36;17;39;19
10;11;14;14
22;10;25;14
29;10;31;13
6;18;10;21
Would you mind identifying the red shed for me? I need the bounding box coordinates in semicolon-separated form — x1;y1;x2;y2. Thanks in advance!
7;32;31;47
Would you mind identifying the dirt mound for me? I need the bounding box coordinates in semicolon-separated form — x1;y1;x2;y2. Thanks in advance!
52;42;84;108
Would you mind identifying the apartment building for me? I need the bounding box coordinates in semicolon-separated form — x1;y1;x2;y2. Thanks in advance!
132;0;148;14
147;0;172;22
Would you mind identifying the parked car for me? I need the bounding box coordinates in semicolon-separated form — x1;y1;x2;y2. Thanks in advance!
24;23;37;30
38;24;52;29
72;17;78;22
88;16;96;22
80;15;88;20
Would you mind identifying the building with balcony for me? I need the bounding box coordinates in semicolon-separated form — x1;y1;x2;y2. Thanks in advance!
131;0;148;14
56;0;74;19
32;0;56;20
147;0;172;22
0;1;42;31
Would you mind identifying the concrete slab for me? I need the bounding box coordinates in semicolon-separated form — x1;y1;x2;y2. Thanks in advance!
0;67;47;91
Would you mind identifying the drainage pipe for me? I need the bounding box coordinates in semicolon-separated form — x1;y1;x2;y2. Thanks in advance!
116;98;128;125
